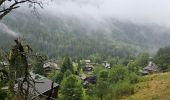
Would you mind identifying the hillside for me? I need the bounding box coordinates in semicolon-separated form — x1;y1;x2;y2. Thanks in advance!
1;11;170;58
126;72;170;100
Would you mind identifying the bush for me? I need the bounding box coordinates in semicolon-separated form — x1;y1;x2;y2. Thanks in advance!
0;90;7;100
129;72;139;84
112;81;134;98
48;71;63;83
109;65;129;83
60;75;83;100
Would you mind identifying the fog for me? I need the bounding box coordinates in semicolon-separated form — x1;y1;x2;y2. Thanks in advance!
41;0;170;26
0;22;20;37
2;0;170;36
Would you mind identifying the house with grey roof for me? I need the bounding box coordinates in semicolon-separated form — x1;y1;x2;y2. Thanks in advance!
140;61;159;75
43;61;60;74
14;73;59;99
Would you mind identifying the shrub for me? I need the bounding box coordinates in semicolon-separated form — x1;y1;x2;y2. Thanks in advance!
60;75;83;100
112;81;134;98
48;71;63;83
109;65;129;83
129;72;139;84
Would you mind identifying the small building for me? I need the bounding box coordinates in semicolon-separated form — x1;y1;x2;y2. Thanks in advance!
43;61;60;73
84;60;91;64
83;66;94;72
14;73;59;99
82;76;96;88
140;61;159;75
80;74;87;80
84;76;96;84
102;61;111;69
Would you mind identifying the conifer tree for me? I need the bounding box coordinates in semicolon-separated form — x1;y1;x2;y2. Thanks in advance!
61;56;74;73
60;75;83;100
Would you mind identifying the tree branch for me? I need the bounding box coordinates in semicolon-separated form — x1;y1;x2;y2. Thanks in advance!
0;0;44;20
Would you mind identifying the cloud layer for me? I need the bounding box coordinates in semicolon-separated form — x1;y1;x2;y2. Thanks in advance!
41;0;170;26
0;22;20;37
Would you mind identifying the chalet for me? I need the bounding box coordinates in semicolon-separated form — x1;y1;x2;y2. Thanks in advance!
84;60;91;64
83;66;94;72
43;61;60;73
14;73;59;99
80;74;87;80
84;76;96;84
82;76;97;88
140;61;159;75
102;61;111;69
83;59;97;67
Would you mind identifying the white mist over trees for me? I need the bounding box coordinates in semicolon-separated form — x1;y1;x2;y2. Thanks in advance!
0;22;20;37
43;0;170;27
1;0;170;58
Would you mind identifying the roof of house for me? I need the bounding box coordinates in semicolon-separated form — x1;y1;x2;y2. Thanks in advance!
43;62;60;70
139;69;149;74
143;61;159;71
15;73;59;97
80;74;87;80
84;60;91;63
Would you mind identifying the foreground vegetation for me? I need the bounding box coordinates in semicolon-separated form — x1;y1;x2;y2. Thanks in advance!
1;41;170;100
126;72;170;100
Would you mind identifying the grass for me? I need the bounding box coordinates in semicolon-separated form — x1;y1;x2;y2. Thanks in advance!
125;72;170;100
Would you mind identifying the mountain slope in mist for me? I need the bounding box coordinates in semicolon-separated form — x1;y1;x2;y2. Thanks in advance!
1;11;170;58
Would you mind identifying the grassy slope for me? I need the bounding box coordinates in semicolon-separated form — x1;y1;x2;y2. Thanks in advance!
126;72;170;100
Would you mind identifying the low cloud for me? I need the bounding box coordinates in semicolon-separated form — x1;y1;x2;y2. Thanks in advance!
0;22;20;37
40;0;170;26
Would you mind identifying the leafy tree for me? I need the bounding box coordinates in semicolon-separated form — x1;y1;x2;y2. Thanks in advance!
93;66;103;75
128;72;139;84
108;56;119;67
0;0;44;20
89;53;102;63
85;84;96;99
0;89;7;99
154;46;170;71
60;75;83;100
112;81;134;98
127;61;139;74
77;60;81;73
48;71;63;84
135;53;149;68
0;81;7;99
64;70;72;77
127;53;149;73
109;65;128;83
61;56;74;73
32;54;47;76
99;70;109;81
96;70;110;100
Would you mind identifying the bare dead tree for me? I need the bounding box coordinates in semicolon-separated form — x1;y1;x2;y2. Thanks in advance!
7;39;31;99
0;0;45;20
7;39;57;100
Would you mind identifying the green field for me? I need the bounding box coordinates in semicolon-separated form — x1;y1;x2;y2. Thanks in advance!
126;72;170;100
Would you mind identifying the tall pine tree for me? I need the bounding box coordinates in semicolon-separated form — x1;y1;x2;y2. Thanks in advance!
61;56;74;73
60;75;83;100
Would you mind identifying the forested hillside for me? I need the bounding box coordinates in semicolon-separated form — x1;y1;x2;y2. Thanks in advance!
1;11;170;58
2;0;170;100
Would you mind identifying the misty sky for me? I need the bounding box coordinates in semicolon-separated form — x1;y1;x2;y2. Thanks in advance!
41;0;170;26
2;0;170;37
